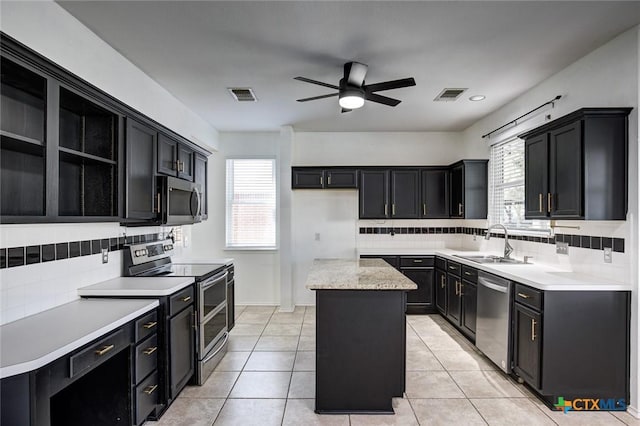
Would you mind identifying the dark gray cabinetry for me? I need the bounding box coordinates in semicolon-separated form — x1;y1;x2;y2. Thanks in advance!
512;283;630;409
0;310;158;426
194;153;208;220
421;168;449;218
449;160;488;219
167;286;195;401
399;256;435;314
158;133;195;182
435;262;447;315
291;167;358;189
391;170;421;218
125;119;158;222
521;108;632;220
1;53;122;223
443;259;476;340
359;170;390;218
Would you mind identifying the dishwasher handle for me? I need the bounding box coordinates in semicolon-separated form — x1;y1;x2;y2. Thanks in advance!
478;275;510;293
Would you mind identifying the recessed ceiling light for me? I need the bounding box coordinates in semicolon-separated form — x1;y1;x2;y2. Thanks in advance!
469;95;486;101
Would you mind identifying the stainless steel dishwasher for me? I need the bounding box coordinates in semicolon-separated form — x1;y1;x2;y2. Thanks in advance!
476;271;512;373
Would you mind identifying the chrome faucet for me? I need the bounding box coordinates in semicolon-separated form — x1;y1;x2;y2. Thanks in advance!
485;224;514;259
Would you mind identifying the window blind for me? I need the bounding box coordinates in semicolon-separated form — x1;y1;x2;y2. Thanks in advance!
226;158;276;248
489;138;549;233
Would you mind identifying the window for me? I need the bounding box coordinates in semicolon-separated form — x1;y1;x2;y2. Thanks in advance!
226;158;277;249
489;137;550;233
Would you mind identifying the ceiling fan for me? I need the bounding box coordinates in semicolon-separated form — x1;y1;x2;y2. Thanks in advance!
294;62;416;113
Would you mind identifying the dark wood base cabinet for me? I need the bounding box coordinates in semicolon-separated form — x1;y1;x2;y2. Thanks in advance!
0;310;159;426
513;285;630;410
315;290;406;414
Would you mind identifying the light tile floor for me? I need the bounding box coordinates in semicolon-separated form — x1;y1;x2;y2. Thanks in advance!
148;306;639;426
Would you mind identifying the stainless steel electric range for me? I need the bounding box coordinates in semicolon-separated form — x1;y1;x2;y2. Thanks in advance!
123;239;229;385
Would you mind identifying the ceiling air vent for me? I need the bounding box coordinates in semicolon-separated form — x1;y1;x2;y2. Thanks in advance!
228;87;257;102
434;88;467;102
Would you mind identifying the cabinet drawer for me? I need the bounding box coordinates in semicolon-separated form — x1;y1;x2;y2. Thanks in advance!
446;261;461;276
136;334;158;384
135;310;158;342
399;256;434;268
515;284;543;311
435;257;447;271
461;265;478;283
169;286;194;316
69;329;127;378
136;371;159;425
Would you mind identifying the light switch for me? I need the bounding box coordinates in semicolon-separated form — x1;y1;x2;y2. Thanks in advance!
604;247;612;263
556;242;569;255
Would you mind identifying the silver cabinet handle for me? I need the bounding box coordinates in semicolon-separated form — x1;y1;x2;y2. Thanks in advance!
458;203;463;216
539;193;543;213
423;204;427;216
327;174;331;185
531;319;537;341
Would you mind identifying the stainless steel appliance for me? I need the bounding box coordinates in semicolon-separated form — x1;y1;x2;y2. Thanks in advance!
159;176;203;225
476;271;512;373
123;239;229;385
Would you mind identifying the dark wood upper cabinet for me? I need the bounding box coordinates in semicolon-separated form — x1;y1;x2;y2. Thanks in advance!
521;108;632;220
291;168;325;189
325;169;358;188
194;153;208;220
158;134;195;182
391;169;420;218
449;160;488;219
125;119;157;222
291;167;358;189
359;170;389;219
1;57;47;220
421;168;449;218
524;133;548;218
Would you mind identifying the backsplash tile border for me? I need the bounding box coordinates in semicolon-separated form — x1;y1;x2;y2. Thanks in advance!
358;227;625;253
0;232;163;269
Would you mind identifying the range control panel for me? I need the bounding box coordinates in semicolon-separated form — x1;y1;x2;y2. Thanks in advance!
127;239;175;265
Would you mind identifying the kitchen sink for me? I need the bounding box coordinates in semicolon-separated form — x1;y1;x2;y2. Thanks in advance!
454;255;527;265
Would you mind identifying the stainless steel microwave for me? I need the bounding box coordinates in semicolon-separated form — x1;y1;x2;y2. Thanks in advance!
159;176;203;225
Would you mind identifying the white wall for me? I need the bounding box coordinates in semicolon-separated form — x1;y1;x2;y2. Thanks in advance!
189;132;282;305
0;1;219;151
461;26;640;418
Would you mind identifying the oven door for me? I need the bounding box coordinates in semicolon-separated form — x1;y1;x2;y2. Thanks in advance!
199;270;228;322
161;176;202;225
200;303;227;357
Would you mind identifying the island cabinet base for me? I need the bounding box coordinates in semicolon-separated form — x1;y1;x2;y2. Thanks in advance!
315;290;407;414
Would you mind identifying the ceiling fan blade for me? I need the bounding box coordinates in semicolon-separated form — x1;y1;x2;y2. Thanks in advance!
364;77;416;93
365;93;401;107
294;76;339;90
344;62;368;87
341;108;352;113
296;93;338;102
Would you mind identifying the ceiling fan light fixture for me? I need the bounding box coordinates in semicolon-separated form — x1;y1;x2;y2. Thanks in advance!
339;89;365;109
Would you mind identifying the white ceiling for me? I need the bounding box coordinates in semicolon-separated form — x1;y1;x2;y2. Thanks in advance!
58;1;639;132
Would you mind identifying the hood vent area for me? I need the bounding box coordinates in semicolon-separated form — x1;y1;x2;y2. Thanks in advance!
434;88;467;101
228;87;257;102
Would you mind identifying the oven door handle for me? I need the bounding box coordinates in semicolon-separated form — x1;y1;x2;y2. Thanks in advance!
200;270;228;291
202;332;229;363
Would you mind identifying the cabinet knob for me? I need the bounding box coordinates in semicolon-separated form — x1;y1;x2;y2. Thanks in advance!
517;292;531;299
95;344;115;356
181;296;192;303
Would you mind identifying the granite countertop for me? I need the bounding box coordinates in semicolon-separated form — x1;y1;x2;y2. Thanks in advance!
306;258;418;290
78;276;195;297
357;248;630;291
0;298;159;379
172;257;234;266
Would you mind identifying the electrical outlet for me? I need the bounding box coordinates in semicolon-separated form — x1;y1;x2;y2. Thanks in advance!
101;248;109;264
604;247;612;263
556;241;569;255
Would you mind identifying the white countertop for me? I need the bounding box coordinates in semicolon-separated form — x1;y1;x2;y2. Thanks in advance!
78;276;195;297
306;258;418;290
0;298;159;379
358;248;630;291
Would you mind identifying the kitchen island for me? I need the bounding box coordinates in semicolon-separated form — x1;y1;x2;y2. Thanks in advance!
306;258;417;414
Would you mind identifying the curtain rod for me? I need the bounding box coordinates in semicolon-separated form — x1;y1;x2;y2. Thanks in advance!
481;95;562;139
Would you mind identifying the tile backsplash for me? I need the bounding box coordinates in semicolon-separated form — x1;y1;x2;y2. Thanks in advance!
0;223;183;325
